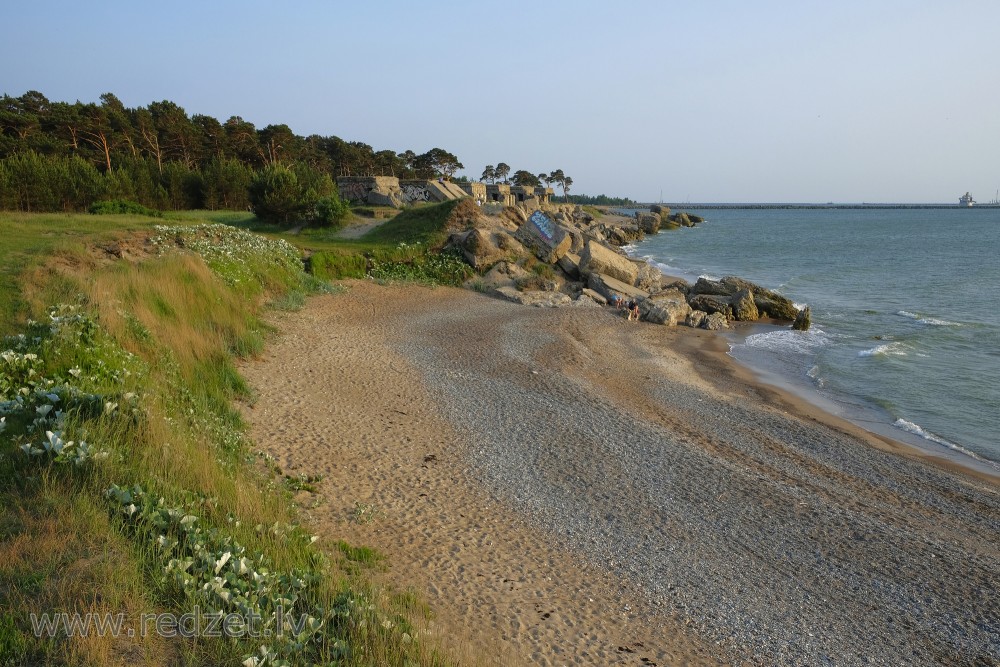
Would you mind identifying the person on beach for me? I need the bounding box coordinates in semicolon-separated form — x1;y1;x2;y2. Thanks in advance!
610;294;622;310
626;299;639;321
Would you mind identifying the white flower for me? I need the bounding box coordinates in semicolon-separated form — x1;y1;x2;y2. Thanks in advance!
68;367;82;377
43;430;64;454
0;416;6;433
214;551;232;574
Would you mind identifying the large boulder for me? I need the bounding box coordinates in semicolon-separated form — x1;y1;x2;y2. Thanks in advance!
572;208;596;225
650;204;671;216
685;310;708;329
690;276;797;321
636;211;661;234
587;273;649;303
690;277;733;296
639;290;692;326
634;262;665;292
460;228;506;271
580;288;607;305
494;231;527;256
560;225;585;253
495;287;572;308
792;305;812;331
669;212;693;227
731;288;760;321
603;224;645;246
688;293;733;319
480;260;529;289
570;292;604;308
514;210;571;263
557;252;582;280
579;240;639;285
703;312;729;330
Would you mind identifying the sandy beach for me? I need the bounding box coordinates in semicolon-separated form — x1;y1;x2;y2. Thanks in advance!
240;280;1000;666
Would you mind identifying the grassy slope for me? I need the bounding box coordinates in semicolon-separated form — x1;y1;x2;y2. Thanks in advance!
225;200;469;281
0;210;455;666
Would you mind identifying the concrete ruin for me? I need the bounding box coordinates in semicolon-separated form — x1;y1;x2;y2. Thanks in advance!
458;181;487;203
485;183;516;207
336;176;554;211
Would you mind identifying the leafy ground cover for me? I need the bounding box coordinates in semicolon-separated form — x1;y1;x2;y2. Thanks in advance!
0;211;453;666
229;200;475;285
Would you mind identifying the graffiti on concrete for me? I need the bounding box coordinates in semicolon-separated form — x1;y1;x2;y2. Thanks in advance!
401;184;431;204
528;210;557;242
338;181;369;203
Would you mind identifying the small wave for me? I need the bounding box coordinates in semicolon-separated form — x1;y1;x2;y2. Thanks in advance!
917;317;961;327
653;261;688;278
742;328;830;355
897;310;962;327
805;365;825;387
893;419;1000;470
858;342;908;357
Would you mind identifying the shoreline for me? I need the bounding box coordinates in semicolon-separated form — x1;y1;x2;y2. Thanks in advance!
720;321;1000;483
622;242;1000;484
241;281;1000;665
682;321;1000;486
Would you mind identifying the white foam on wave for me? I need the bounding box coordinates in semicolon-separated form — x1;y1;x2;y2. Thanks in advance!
805;364;825;387
893;419;1000;470
858;341;909;357
898;310;961;327
742;328;831;355
917;317;961;327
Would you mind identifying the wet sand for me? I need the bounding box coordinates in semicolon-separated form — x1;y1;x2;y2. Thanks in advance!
240;281;1000;666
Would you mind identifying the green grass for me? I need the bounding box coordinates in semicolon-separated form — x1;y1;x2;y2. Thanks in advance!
225;199;475;283
0;212;161;336
337;541;385;567
0;209;456;666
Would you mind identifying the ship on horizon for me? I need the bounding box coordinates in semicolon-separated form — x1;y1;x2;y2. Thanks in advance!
960;192;975;207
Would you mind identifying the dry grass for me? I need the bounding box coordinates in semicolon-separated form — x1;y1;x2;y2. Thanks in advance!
0;212;452;666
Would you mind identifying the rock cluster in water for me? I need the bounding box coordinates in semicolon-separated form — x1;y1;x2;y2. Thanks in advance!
449;203;807;330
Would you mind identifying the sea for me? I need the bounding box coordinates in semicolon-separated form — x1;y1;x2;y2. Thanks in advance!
625;206;1000;476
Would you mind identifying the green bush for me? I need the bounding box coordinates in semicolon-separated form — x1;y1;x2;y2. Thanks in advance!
311;193;351;228
248;164;308;225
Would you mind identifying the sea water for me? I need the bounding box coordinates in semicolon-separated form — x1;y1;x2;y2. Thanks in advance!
628;207;1000;474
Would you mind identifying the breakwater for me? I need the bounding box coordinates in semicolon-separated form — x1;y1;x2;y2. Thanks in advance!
646;203;1000;210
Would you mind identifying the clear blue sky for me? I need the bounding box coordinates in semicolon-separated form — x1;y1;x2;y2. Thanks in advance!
4;0;999;203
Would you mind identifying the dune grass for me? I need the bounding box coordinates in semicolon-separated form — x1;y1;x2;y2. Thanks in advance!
0;211;455;666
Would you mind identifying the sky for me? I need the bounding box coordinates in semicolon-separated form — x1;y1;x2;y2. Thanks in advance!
3;0;999;203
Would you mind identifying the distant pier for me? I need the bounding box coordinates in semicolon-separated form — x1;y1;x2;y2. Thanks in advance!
642;203;1000;210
